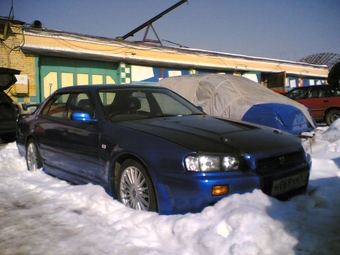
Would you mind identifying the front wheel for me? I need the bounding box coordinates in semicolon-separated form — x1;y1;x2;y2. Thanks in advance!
26;138;43;171
325;109;340;126
117;159;157;212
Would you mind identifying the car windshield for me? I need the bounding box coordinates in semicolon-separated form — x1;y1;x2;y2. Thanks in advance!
99;87;204;122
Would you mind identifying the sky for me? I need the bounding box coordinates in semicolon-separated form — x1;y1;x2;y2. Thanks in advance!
1;122;340;254
0;0;339;61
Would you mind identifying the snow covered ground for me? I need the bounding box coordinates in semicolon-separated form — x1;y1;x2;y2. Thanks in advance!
1;121;340;255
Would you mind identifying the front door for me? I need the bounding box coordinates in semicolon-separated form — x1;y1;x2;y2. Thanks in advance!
36;91;101;184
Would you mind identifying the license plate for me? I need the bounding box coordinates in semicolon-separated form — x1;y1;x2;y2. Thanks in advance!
271;171;309;196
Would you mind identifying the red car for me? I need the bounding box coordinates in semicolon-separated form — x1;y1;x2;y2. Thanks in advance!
285;85;340;125
285;61;340;126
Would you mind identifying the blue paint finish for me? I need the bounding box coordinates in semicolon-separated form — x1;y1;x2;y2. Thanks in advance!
243;103;315;134
16;85;312;215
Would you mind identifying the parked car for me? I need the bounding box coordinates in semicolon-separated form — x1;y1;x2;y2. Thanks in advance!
157;74;316;135
285;85;340;125
284;61;340;126
0;67;20;143
16;85;311;215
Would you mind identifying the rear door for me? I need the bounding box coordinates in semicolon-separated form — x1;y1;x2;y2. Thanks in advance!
298;86;333;120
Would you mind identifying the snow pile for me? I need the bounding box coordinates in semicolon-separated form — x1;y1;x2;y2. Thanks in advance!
1;121;340;255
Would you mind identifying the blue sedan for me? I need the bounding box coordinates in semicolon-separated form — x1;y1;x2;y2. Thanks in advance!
16;85;311;215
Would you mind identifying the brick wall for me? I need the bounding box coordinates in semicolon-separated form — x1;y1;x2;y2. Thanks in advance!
0;22;37;105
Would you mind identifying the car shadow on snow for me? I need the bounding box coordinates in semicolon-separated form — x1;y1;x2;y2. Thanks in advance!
331;156;340;169
0;140;9;151
265;176;340;254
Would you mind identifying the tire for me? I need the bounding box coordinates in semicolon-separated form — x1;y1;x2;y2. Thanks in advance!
325;109;340;126
117;159;157;212
26;138;43;171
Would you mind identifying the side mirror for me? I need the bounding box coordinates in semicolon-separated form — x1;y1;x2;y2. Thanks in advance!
196;106;204;112
22;103;40;111
71;112;98;123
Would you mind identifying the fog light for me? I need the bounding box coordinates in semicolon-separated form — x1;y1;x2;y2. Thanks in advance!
212;185;229;196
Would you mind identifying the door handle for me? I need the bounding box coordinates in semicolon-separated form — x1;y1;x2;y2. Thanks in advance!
323;100;329;103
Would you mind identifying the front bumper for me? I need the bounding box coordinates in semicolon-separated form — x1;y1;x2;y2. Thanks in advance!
156;154;311;215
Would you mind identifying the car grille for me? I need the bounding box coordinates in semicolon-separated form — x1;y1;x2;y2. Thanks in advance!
256;150;306;175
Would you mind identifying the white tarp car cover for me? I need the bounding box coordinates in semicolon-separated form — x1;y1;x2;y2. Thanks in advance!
157;73;316;129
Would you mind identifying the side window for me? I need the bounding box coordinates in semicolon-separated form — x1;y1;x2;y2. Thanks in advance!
42;94;69;118
334;87;340;96
308;87;327;98
41;92;94;119
68;93;94;119
318;88;327;98
287;88;307;100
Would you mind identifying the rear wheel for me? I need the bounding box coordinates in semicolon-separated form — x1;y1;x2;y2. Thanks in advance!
325;109;340;126
26;138;43;171
117;159;157;212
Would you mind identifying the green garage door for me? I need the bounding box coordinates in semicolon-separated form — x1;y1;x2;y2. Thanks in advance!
39;57;118;101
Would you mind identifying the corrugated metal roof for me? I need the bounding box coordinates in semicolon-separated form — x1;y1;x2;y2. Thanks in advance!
21;28;329;78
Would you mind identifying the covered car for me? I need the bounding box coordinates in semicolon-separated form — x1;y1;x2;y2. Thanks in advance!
157;74;316;135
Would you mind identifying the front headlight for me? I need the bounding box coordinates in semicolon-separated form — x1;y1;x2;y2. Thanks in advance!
185;155;239;172
223;156;239;170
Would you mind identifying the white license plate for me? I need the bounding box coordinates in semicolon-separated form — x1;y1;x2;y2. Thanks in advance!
271;171;309;196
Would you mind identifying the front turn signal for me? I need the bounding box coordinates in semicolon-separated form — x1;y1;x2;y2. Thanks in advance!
212;185;229;196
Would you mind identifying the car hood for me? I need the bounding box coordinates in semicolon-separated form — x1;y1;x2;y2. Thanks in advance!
0;68;20;90
116;115;301;154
